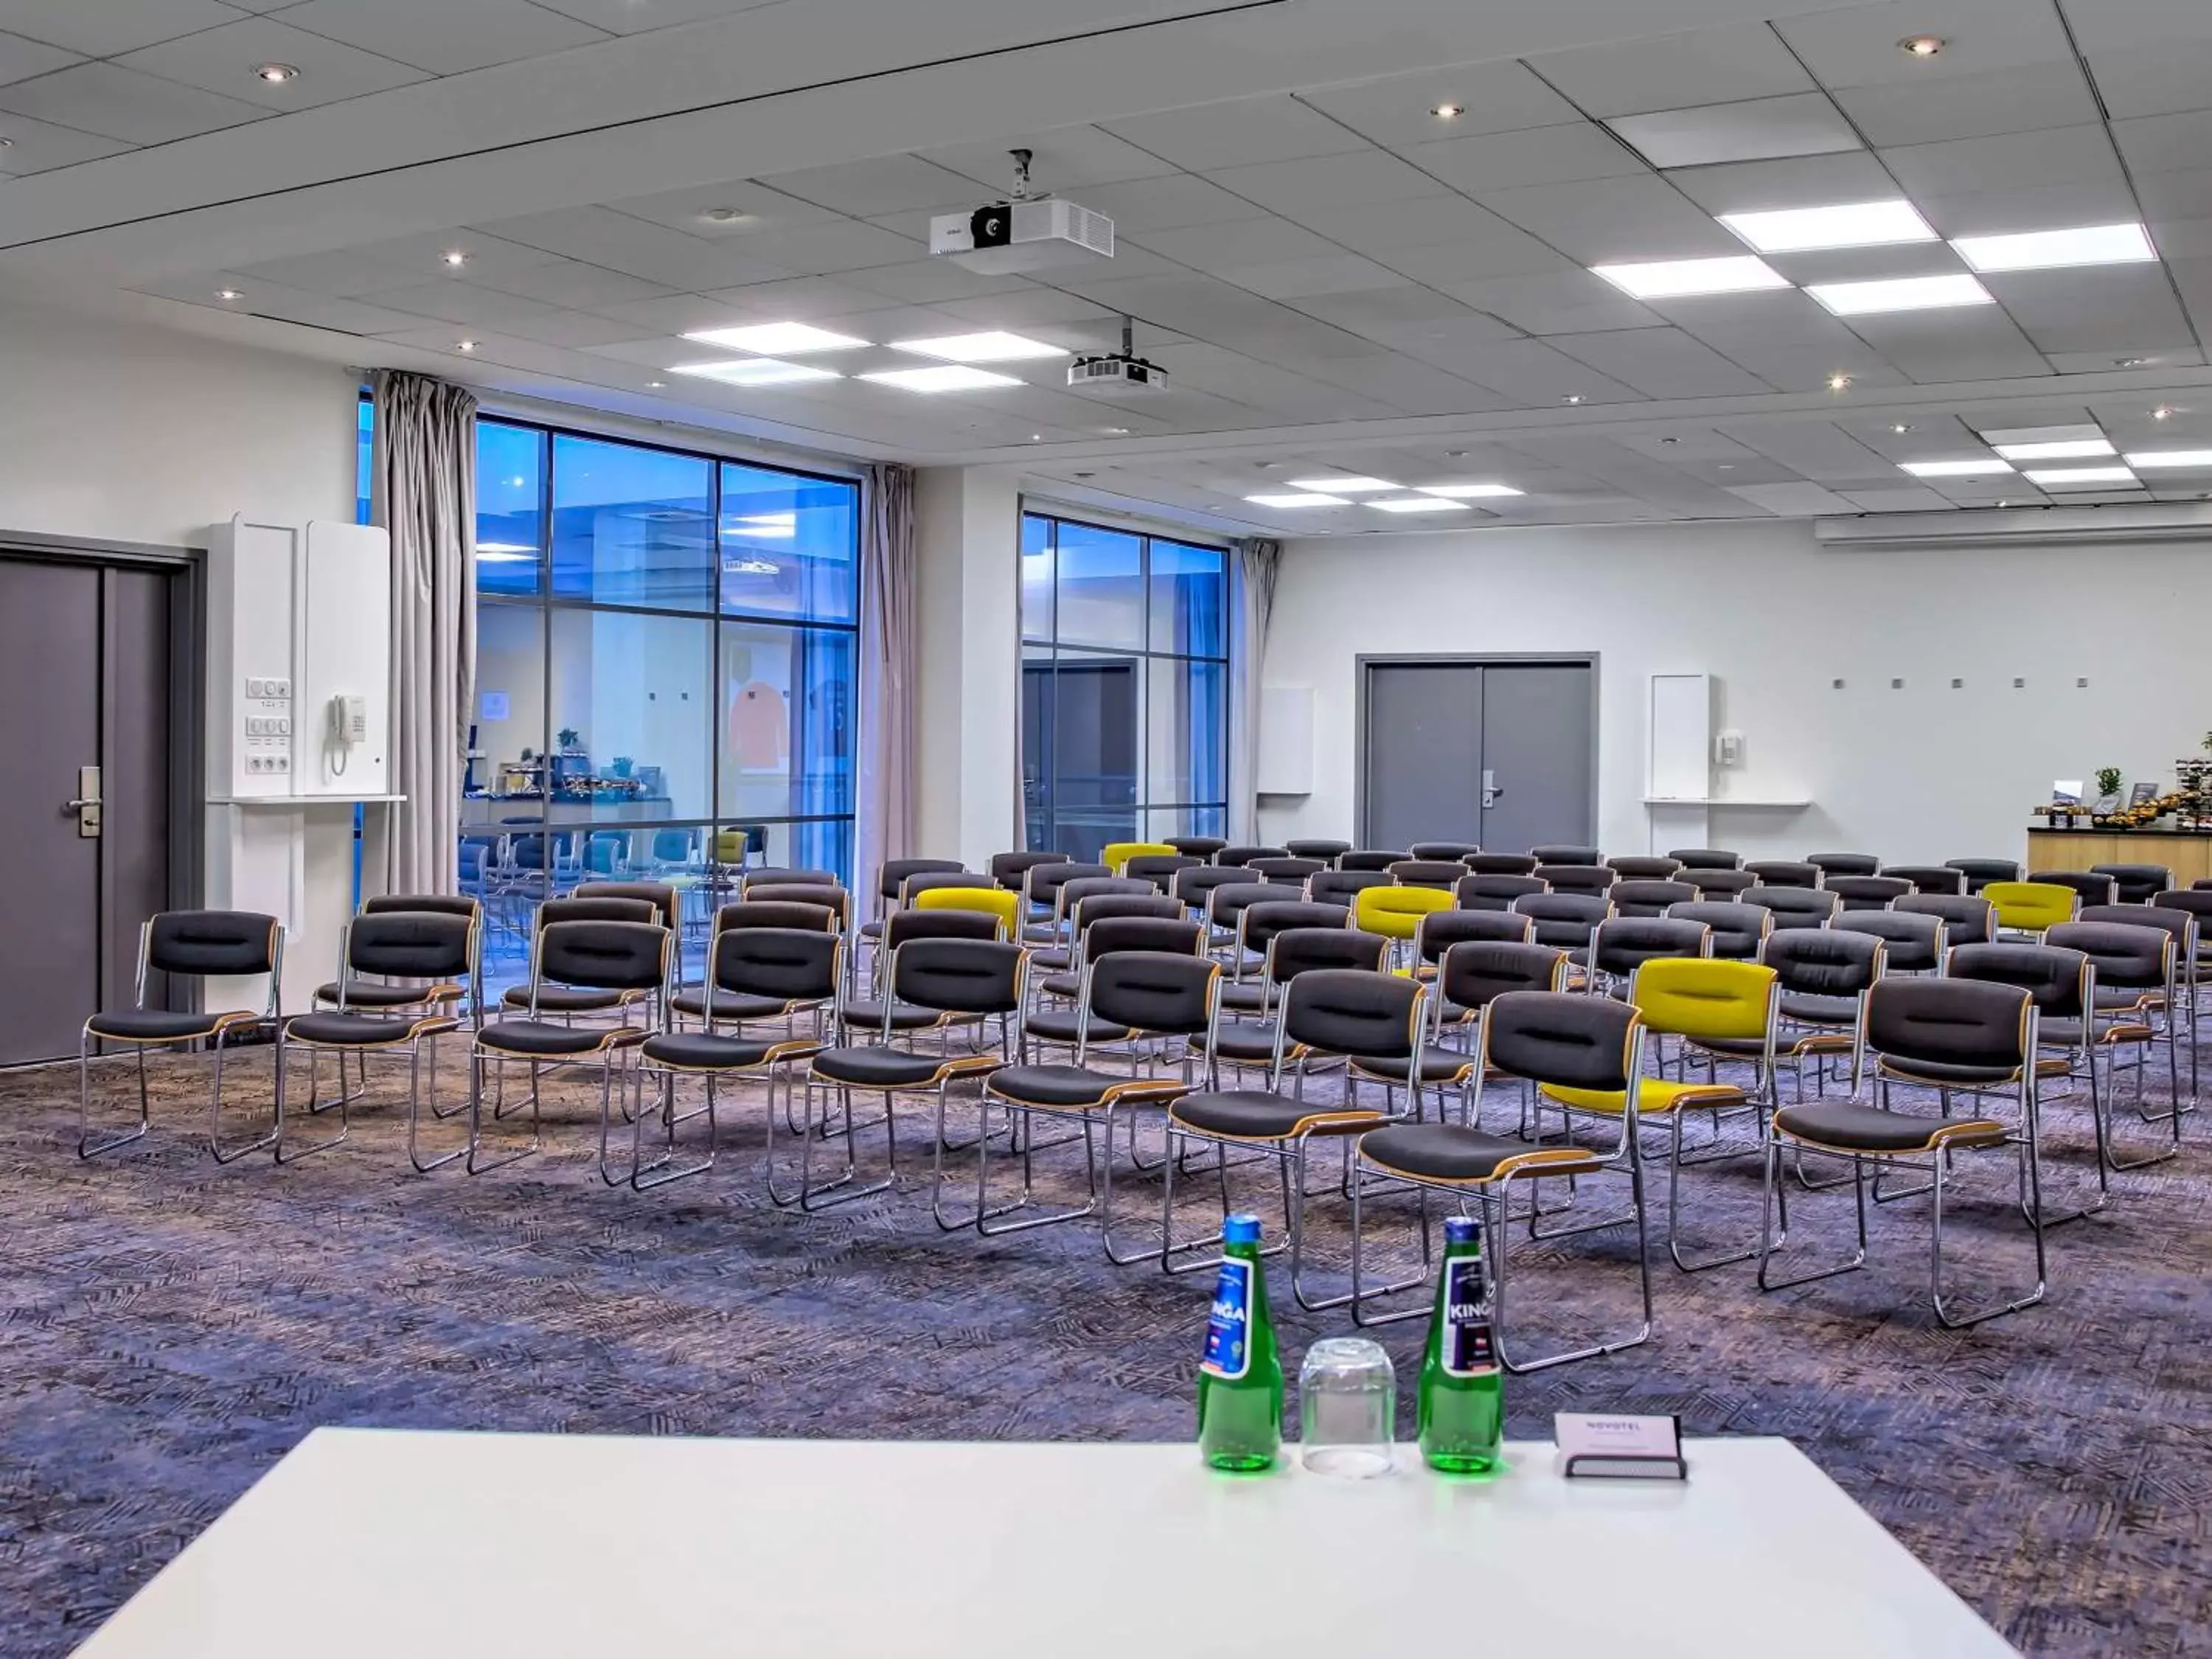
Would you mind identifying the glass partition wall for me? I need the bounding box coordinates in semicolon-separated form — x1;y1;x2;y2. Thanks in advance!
1019;509;1229;863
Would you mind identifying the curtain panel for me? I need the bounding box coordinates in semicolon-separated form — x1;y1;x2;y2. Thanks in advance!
1228;538;1281;845
857;462;918;888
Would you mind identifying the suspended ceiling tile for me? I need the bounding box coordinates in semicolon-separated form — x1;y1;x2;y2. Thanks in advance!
1399;122;1647;192
476;205;796;289
2135;167;2212;221
1775;0;2076;89
0;0;245;56
1761;242;1967;288
1444;268;1663;335
267;0;610;74
696;274;907;319
366;229;568;285
1296;60;1580;147
1697;341;1912;392
0;106;132;172
1548;327;1775;397
1726;481;1860;514
0;28;75;86
2110;108;2212;175
1983;265;2199;355
1879;123;2126;200
1476;174;1748;264
919;125;1179;191
1646;289;1871;349
838;258;1034;305
1663;150;1899;217
754;155;985;218
494;308;664;348
476;259;675;310
600;180;844;237
1053;173;1274;234
1135;215;1343;271
1290;195;1534;254
1716;419;1902;481
529;0;786;35
1608;94;1862;170
1425;338;1645;406
2082;41;2212;119
116;16;429;110
1912;178;2146;238
1840;308;2054;383
1099;94;1370;171
1526;24;1815;117
700;220;920;276
1204;148;1445;215
1374;233;1573;285
1832;59;2101;147
355;280;570;329
1840;486;1956;512
1213;256;1416;301
0;60;268;144
929;289;1121;329
234;244;436;296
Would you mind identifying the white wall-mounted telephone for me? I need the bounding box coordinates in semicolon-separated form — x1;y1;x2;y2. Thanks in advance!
327;694;367;773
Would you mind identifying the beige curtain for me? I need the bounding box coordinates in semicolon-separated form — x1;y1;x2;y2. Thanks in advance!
857;462;917;886
372;369;477;896
1228;538;1281;844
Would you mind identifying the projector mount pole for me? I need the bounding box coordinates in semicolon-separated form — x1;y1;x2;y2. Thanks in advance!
1009;147;1034;202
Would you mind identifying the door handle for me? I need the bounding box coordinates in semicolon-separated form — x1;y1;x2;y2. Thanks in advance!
66;765;102;838
1482;768;1502;810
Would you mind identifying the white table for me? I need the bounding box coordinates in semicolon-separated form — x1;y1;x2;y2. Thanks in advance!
76;1431;2016;1658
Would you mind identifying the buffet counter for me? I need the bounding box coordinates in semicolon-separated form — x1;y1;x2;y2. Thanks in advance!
2027;825;2212;883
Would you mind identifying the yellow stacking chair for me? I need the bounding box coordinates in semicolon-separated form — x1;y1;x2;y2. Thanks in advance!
1100;841;1178;875
1982;880;2079;940
1354;885;1455;968
1537;956;1778;1273
913;884;1021;941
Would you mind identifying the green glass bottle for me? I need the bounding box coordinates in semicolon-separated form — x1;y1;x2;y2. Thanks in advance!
1419;1215;1503;1474
1197;1214;1282;1472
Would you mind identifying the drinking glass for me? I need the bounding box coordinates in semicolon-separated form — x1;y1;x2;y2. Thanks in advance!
1298;1337;1397;1477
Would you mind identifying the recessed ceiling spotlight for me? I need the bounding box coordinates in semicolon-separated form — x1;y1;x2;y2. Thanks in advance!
2116;356;2152;368
1891;423;1914;434
456;340;477;352
2154;406;2177;420
252;62;300;83
1562;394;1586;405
647;380;667;388
684;321;870;355
1827;373;1852;391
1444;450;1468;458
441;249;469;268
1589;255;1788;299
1430;101;1464;118
1101;425;1131;435
1029;433;1043;441
0;137;13;149
1898;35;1944;58
215;288;243;301
696;207;753;225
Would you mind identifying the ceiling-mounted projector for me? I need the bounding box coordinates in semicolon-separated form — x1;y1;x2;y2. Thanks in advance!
1068;316;1167;393
929;148;1114;275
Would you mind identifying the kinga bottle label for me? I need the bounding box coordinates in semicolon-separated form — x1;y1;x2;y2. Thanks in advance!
1442;1259;1498;1378
1200;1258;1253;1380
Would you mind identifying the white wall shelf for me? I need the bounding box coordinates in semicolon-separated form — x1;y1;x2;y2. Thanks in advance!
210;794;406;807
1644;796;1810;808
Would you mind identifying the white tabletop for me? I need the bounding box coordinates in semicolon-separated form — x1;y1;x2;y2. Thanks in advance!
76;1430;2014;1658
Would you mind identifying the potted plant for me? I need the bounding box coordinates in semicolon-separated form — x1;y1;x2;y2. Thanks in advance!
557;727;582;752
2095;765;2124;800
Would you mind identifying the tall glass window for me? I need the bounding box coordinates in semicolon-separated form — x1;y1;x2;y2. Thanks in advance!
1020;510;1228;862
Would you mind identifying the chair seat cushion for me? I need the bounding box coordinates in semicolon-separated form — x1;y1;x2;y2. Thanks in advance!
859;919;883;939
1212;1023;1284;1063
643;1032;815;1071
1875;1056;2023;1087
1023;1008;1131;1045
287;1011;453;1046
501;985;635;1014
1360;1124;1600;1185
1038;971;1082;1000
1540;1077;1742;1116
479;1020;642;1057
1352;1045;1478;1085
810;1046;1001;1088
1169;1090;1379;1140
672;987;794;1021
835;998;947;1033
987;1064;1186;1110
1781;992;1859;1026
86;1008;243;1042
1217;982;1275;1014
1774;1102;2006;1155
315;979;459;1009
1028;947;1072;973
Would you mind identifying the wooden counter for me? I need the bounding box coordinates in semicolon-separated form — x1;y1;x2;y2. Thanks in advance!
2026;827;2212;885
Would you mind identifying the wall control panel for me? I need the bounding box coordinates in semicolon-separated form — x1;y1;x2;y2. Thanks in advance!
241;676;293;775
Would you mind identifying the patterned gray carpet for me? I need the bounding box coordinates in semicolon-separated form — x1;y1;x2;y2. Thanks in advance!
3;1034;2208;1655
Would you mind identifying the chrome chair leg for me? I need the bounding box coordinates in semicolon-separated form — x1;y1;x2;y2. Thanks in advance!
274;1036;354;1164
1930;1141;2046;1328
206;1029;278;1165
77;1034;153;1159
1486;1157;1653;1374
410;1034;467;1172
467;1053;543;1174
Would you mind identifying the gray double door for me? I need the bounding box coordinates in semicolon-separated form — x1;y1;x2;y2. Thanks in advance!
1361;659;1594;855
0;554;178;1065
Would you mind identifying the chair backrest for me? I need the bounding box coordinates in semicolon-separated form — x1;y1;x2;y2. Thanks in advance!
1354;884;1455;939
1164;836;1231;860
1242;899;1354;955
1409;841;1482;860
743;866;837;891
1806;852;1880;878
1387;858;1467;890
1249;856;1326;883
745;883;852;927
1983;880;2081;933
1630;958;1776;1043
1263;926;1389;984
1124;854;1200;891
990;849;1066;891
1214;844;1287;868
1100;841;1178;874
2088;863;2171;904
914;885;1020;938
1742;886;1840;929
712;830;750;865
1944;858;2022;894
650;828;697;864
1606;856;1683;880
345;911;475;983
1589;917;1710;978
1439;940;1568;1012
1947;941;2089;1017
1053;874;1150;921
1175;866;1251;911
717;899;838;933
1609;879;1696;918
1530;844;1601;866
582;833;629;877
1078;914;1205;963
539;896;657;928
1866;977;2033;1073
1510;891;1612;948
1682;867;1759;897
1834;911;1941;973
572;880;680;934
709;926;841;1003
1308;869;1393;907
1085;951;1218;1040
1338;849;1411;873
878;858;966;901
1455;873;1548;912
1481;991;1640;1091
1668;848;1742;869
1207;882;1283;935
901;869;990;905
363;893;481;919
1416;908;1533;964
1894;891;1996;946
2028;869;2118;908
1824;874;1913;911
1072;894;1186;932
2079;902;2193;950
1029;863;1113;914
2151;889;2212;942
1760;927;1883;996
1284;838;1352;863
1531;863;1614;897
887;937;1026;1015
1280;969;1423;1061
536;919;669;992
1882;864;1966;896
2046;920;2172;992
1666;900;1771;961
884;908;1001;947
1745;860;1820;889
1462;853;1539;876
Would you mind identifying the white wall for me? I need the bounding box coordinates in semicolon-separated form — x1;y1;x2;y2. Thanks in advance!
1259;518;2212;866
0;297;356;547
